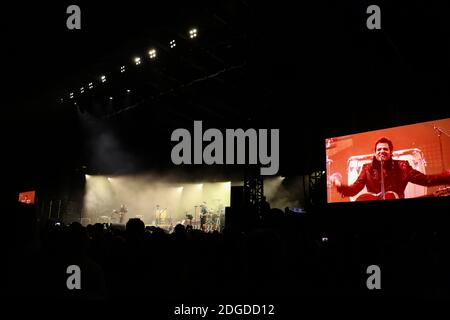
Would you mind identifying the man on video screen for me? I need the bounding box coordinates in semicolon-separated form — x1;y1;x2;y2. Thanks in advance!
331;137;450;200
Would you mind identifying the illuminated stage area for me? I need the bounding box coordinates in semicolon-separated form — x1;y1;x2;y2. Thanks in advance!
80;174;301;230
82;174;232;230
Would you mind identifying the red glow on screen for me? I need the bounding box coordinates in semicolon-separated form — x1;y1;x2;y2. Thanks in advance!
18;191;35;205
326;118;450;203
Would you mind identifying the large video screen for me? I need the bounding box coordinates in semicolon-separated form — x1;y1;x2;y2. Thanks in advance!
18;191;35;205
326;118;450;203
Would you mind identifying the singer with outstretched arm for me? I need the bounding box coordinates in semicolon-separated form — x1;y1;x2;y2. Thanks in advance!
330;137;450;200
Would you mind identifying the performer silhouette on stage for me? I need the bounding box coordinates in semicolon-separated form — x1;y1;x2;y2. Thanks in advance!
118;204;128;223
200;202;208;231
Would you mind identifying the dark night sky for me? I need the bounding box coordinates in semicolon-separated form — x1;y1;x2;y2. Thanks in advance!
3;1;450;194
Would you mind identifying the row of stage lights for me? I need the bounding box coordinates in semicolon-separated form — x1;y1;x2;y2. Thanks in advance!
64;28;199;103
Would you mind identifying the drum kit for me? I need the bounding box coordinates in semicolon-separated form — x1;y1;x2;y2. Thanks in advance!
110;206;127;223
155;205;171;227
202;211;221;232
188;200;224;232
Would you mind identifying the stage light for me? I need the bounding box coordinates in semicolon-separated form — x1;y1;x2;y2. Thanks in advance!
134;57;141;65
80;87;84;93
126;89;131;93
88;82;93;89
170;40;176;48
109;96;113;100
120;66;126;73
69;92;74;99
101;75;106;83
189;28;198;39
85;174;91;180
107;177;112;182
148;48;157;59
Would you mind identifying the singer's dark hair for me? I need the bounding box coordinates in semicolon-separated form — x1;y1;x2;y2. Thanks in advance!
374;137;393;152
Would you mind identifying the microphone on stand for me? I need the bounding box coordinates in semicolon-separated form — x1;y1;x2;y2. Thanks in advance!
380;158;385;200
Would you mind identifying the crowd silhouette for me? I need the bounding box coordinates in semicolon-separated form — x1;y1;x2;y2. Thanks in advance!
6;200;450;301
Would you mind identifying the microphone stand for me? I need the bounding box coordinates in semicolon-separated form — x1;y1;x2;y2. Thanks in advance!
194;206;198;229
434;125;450;173
380;159;385;200
434;125;450;188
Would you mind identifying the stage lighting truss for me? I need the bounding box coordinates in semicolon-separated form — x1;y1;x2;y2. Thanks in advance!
65;25;209;106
